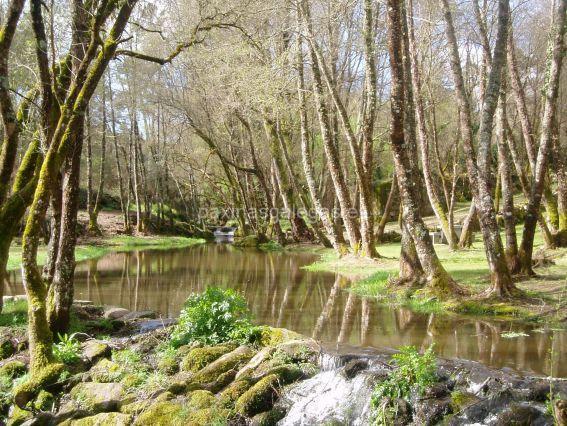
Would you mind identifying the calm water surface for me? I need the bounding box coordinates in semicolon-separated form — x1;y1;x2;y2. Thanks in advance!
5;243;565;377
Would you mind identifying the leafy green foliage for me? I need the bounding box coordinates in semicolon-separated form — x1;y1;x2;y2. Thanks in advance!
0;300;27;328
169;287;255;347
53;333;81;364
371;345;437;425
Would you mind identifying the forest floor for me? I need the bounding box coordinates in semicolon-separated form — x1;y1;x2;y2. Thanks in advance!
6;209;205;272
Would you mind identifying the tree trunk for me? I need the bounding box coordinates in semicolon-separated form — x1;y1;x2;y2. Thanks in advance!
387;0;459;296
407;0;457;249
519;0;567;274
442;0;516;297
376;175;397;242
496;81;520;274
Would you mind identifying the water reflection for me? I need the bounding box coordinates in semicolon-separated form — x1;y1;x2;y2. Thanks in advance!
5;244;565;377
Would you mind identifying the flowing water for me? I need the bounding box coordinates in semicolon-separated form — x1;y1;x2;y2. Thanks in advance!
4;243;565;377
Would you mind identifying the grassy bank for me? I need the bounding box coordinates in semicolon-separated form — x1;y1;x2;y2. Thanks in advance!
6;235;206;272
303;230;567;325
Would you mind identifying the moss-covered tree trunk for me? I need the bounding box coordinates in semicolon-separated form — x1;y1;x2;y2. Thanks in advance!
442;0;517;297
519;0;567;274
387;0;459;296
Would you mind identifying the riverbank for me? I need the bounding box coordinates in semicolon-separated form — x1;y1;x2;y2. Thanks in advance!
6;235;206;273
1;297;565;425
300;239;567;326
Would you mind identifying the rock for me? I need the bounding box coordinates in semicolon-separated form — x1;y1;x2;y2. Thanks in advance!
236;347;275;380
340;359;368;380
273;339;319;364
120;400;153;415
492;403;552;426
450;389;514;424
190;346;255;386
0;336;16;360
235;374;279;417
69;382;126;413
104;307;130;320
61;412;132;425
180;345;233;372
414;397;451;426
73;300;94;307
82;341;111;363
260;328;304;346
250;407;286;426
219;380;253;408
186;390;216;411
121;311;156;321
132;401;185;426
249;364;304;385
189;408;231;425
138;318;177;333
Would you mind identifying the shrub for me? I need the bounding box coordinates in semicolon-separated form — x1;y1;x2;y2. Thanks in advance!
169;287;254;347
53;333;81;364
371;345;437;425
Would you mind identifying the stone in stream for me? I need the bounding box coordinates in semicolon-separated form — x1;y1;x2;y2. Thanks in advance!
121;311;157;321
103;307;130;320
137;318;177;333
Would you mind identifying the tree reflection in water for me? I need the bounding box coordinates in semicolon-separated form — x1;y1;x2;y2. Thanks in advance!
4;244;565;377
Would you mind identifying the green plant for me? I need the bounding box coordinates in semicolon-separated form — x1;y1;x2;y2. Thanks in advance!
371;345;437;425
53;333;81;364
169;287;254;347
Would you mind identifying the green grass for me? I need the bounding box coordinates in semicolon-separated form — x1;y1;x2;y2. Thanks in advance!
0;300;27;328
6;236;206;272
303;223;565;323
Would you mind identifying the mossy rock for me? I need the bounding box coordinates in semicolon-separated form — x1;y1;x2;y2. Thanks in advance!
70;382;126;413
260;328;304;347
236;347;275;380
120;372;146;389
0;361;26;379
187;408;231;426
218;379;253;408
90;358;123;383
120;399;152;415
273;339;319;364
62;412;132;425
180;345;233;372
133;401;186;426
190;346;255;386
250;407;287;426
235;374;279;417
450;390;479;411
254;364;304;385
82;341;111;364
186;390;217;410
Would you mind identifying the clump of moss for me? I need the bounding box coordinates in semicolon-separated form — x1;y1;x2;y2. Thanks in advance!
133;401;186;426
218;379;252;408
13;363;65;409
186;390;217;411
0;361;26;379
450;390;478;411
234;374;279;417
188;407;231;426
90;358;122;383
190;346;255;385
180;346;233;372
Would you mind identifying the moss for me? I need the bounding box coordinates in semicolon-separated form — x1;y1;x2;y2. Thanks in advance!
120;399;152;415
188;407;230;426
90;358;122;383
234;374;279;417
260;328;304;347
133;401;187;426
120;373;146;389
187;390;217;410
62;412;132;425
218;379;253;408
190;346;255;385
157;356;178;375
7;404;31;426
13;363;64;408
250;407;286;426
180;346;233;372
450;390;479;411
0;361;26;379
34;390;54;411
